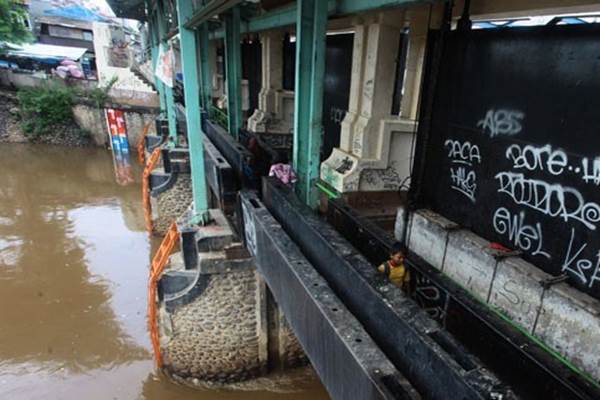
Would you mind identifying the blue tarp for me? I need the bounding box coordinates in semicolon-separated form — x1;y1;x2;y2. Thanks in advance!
45;5;109;22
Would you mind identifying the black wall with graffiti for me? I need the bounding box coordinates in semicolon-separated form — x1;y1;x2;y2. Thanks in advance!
416;25;600;300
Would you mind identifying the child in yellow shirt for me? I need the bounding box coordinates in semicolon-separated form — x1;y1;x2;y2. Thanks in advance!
378;243;410;291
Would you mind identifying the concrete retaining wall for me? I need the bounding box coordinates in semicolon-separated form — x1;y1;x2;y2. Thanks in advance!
73;103;158;150
395;206;600;382
157;207;307;386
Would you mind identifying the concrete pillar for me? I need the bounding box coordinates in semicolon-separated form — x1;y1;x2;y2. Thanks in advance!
344;15;402;159
247;30;288;134
246;30;295;152
321;11;416;193
401;5;430;120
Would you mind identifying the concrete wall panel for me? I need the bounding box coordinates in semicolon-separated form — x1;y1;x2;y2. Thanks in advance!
489;257;548;332
443;230;497;302
408;209;456;270
534;283;600;380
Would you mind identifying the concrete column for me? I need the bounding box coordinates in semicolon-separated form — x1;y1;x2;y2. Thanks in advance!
247;30;284;133
348;16;402;159
321;11;416;193
247;30;295;153
400;5;430;120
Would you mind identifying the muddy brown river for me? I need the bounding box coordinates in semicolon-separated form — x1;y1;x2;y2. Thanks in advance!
0;144;329;400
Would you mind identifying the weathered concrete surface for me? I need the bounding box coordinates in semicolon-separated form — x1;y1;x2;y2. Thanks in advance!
151;173;193;236
534;283;600;380
73;103;158;149
395;205;600;381
489;257;548;332
277;312;307;369
407;209;457;270
443;230;498;302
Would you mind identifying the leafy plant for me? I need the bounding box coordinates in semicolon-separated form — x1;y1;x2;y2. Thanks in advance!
0;0;32;48
17;84;76;137
84;76;118;109
17;78;118;139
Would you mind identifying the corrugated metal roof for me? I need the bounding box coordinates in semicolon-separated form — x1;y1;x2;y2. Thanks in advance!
7;42;88;61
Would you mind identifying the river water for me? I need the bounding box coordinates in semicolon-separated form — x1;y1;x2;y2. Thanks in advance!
0;144;329;400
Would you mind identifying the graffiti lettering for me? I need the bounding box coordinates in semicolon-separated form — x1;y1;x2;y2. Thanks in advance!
493;207;550;259
506;144;568;176
495;172;600;230
581;157;600;185
444;139;482;166
414;275;447;321
497;279;533;316
450;167;477;203
562;228;600;288
477;109;524;137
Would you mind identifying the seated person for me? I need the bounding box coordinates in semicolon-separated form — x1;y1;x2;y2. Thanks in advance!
378;243;410;291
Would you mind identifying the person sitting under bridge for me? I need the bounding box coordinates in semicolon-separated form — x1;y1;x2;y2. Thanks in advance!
378;243;410;292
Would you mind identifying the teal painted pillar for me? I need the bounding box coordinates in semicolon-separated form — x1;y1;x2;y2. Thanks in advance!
148;13;166;113
156;0;178;142
176;0;210;223
198;23;212;111
224;6;242;139
293;0;328;208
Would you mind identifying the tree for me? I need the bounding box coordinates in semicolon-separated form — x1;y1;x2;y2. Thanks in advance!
0;0;32;45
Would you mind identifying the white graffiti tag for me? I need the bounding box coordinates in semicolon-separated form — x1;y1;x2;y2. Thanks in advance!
445;139;482;166
562;228;600;288
582;157;600;185
495;172;600;230
506;144;568;176
493;207;550;259
477;109;524;137
450;167;477;203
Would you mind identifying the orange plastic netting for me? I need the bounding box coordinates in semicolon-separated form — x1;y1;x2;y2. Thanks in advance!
147;221;179;368
137;122;152;165
142;148;161;233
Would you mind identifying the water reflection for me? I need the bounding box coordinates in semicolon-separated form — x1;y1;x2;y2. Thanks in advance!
0;145;147;375
0;144;329;400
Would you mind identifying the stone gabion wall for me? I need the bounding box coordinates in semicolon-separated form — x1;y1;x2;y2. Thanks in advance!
153;174;193;236
162;270;263;384
279;316;307;369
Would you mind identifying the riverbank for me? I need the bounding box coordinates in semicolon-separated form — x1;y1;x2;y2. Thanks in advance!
0;88;92;147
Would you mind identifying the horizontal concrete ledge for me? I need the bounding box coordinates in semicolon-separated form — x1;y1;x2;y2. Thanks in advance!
393;205;600;396
240;191;419;400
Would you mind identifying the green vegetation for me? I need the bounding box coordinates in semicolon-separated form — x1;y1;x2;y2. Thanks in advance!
17;78;118;138
0;0;32;48
86;76;118;109
18;85;76;137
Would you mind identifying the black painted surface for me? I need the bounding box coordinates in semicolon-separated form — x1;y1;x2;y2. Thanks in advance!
417;25;600;299
281;33;353;160
203;136;237;212
262;178;515;400
242;39;262;116
239;191;420;400
282;33;295;91
325;197;600;400
391;32;409;116
322;33;353;160
202;116;257;189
